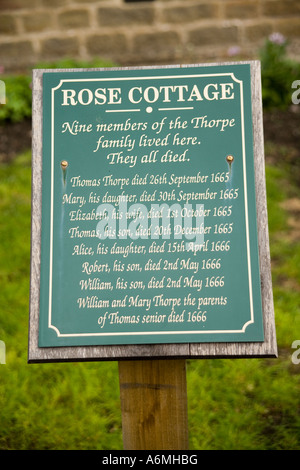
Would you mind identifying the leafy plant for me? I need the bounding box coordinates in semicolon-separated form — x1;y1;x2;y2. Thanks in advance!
260;33;300;110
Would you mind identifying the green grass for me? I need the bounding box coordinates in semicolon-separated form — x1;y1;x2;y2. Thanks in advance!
0;150;299;449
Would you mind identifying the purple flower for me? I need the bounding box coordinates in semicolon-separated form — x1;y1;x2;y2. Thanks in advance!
227;46;241;57
268;32;286;45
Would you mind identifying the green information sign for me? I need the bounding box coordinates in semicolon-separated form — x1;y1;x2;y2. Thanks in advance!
35;62;267;348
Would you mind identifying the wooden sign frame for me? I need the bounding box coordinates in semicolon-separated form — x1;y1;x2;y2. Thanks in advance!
28;61;277;362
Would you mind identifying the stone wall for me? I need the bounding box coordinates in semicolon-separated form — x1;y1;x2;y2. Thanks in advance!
1;0;300;72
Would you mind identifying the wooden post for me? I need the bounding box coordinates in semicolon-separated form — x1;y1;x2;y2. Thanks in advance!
118;359;189;450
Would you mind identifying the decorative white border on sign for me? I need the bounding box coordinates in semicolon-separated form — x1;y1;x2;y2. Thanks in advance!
47;72;254;338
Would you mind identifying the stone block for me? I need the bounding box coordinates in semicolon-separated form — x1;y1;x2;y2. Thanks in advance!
22;12;54;32
73;0;109;3
263;0;300;17
244;22;273;42
40;0;69;7
86;33;128;56
1;0;39;10
0;15;17;35
225;2;259;19
132;30;181;61
273;19;300;38
0;41;35;67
